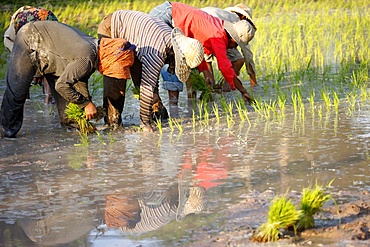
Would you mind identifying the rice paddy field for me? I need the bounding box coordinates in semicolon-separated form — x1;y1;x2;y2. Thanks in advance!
0;0;370;246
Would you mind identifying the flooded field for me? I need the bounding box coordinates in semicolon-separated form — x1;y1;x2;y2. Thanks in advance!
1;77;370;246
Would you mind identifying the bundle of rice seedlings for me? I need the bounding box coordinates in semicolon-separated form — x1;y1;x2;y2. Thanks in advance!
252;195;302;242
65;103;95;135
188;69;213;102
297;180;333;230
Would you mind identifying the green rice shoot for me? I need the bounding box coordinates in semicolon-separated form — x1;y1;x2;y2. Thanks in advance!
297;180;334;230
188;69;213;102
65;103;95;135
253;195;302;242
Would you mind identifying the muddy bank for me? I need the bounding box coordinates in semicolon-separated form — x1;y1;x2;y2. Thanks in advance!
185;190;370;247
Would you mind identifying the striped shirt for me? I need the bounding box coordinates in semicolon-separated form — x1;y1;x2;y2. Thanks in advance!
111;10;173;127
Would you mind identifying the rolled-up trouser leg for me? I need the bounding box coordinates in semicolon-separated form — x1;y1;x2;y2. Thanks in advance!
0;32;35;137
103;75;127;126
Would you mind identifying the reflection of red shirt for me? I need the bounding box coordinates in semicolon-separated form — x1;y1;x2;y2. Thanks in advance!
171;2;237;89
179;150;228;190
194;161;228;190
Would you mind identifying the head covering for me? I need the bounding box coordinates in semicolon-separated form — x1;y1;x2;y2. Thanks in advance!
171;27;204;83
225;3;253;20
98;38;136;79
4;6;58;52
224;19;256;47
224;4;256;31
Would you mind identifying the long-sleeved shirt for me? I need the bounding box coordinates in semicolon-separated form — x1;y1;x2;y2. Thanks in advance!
201;7;256;76
110;10;173;127
23;21;98;108
171;2;237;89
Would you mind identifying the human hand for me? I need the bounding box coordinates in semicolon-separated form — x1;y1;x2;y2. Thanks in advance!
205;76;215;88
242;92;254;105
84;102;97;120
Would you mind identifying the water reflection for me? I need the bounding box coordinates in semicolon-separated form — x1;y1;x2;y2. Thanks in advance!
0;136;232;246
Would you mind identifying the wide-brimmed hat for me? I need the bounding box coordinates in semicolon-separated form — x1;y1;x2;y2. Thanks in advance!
225;3;253;20
171;27;204;83
224;19;256;47
225;4;256;31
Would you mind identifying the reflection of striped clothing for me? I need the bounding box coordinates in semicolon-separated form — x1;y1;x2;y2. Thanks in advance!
111;10;172;126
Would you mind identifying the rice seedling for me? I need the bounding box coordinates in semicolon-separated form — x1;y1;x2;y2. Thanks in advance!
108;132;116;144
95;131;106;145
168;117;175;133
74;132;89;147
212;102;220;126
197;101;204;125
192;109;196;131
345;93;357;116
252;98;264;118
297;180;334;231
227;101;234;117
188;69;213;102
308;91;316;114
219;97;228;114
360;85;368;103
333;91;340;114
226;115;234;129
203;102;210;126
153;119;163;134
291;91;298;115
173;118;183;134
252;195;302;242
321;89;331;111
65;103;95;135
235;99;245;122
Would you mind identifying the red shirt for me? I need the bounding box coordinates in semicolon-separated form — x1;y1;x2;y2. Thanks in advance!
171;2;237;89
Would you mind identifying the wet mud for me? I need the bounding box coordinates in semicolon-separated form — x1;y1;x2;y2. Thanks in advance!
185;190;370;246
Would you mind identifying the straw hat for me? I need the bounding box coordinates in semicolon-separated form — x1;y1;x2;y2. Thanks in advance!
116;184;205;233
224;19;256;46
225;3;253;20
225;4;256;31
171;27;204;83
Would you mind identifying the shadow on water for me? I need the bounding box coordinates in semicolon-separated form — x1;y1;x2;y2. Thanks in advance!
1;72;370;246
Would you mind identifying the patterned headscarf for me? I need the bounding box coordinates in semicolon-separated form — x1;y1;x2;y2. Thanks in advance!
4;6;58;52
14;6;58;33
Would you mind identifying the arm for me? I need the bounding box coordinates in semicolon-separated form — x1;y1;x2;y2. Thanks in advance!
197;58;215;87
240;44;258;86
55;57;97;117
139;53;164;130
211;38;237;90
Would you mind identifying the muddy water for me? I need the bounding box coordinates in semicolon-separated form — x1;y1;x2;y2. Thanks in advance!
1;80;370;246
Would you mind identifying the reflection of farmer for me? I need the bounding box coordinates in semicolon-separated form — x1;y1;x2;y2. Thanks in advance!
104;182;205;233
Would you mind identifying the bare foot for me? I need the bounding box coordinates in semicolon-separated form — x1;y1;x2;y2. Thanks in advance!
141;125;154;132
